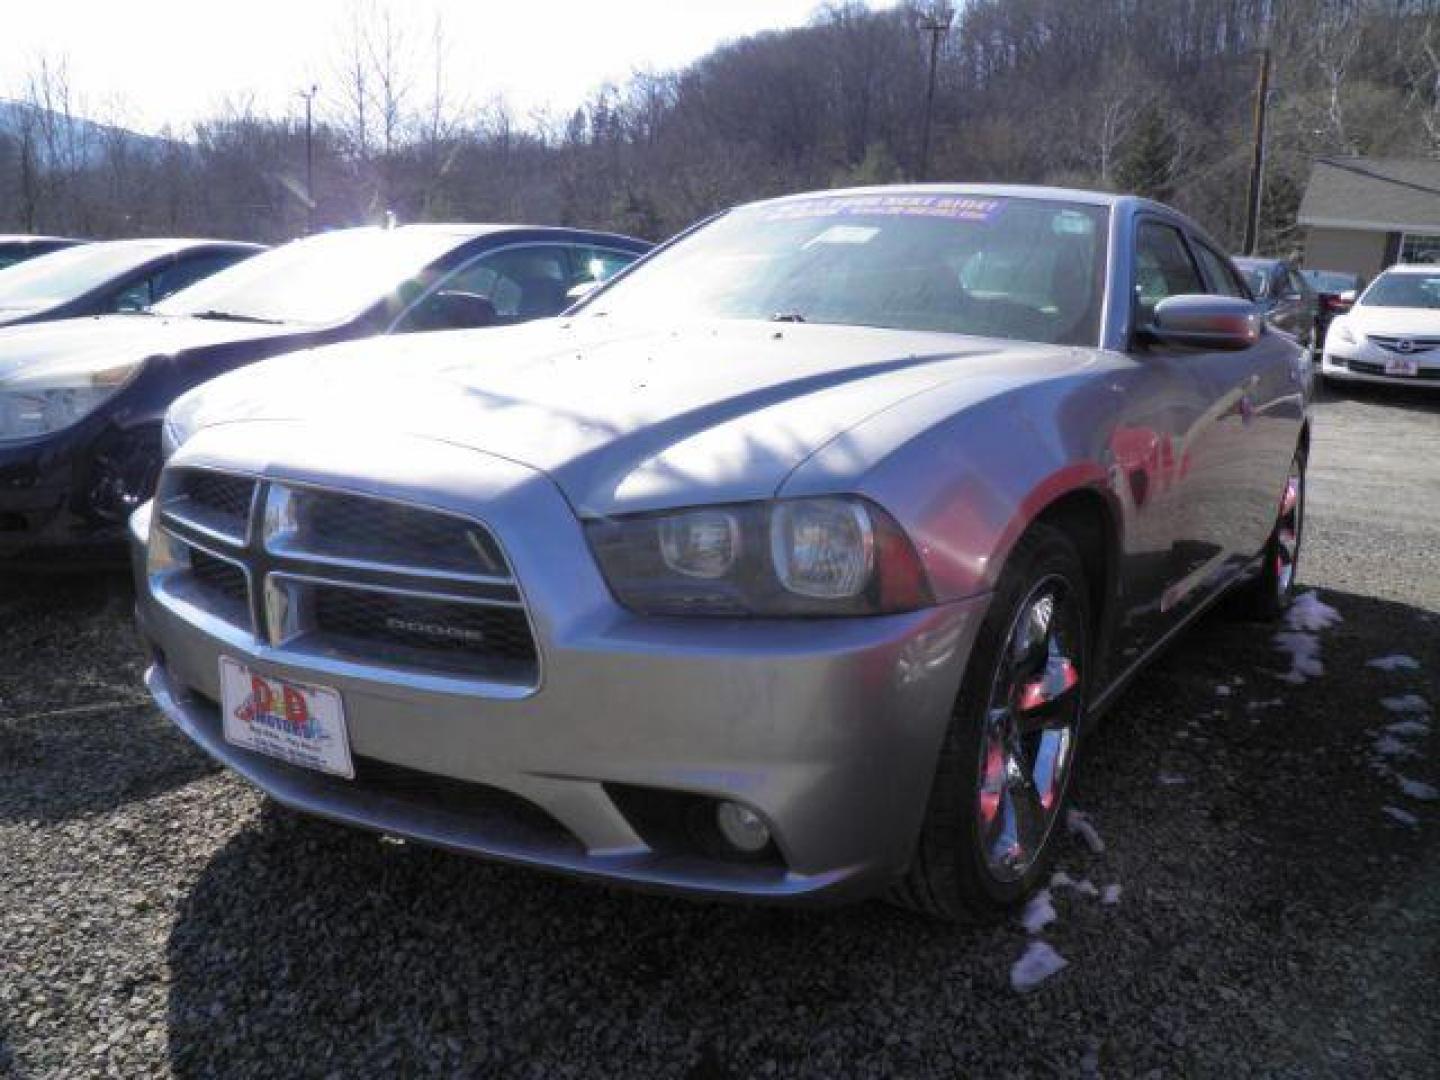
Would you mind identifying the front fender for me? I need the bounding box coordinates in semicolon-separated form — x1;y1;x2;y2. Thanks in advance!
780;371;1127;603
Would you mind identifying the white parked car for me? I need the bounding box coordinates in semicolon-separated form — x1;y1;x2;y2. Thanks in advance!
1321;265;1440;388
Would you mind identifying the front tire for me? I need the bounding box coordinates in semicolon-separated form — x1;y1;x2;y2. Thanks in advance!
893;524;1091;921
1233;449;1305;622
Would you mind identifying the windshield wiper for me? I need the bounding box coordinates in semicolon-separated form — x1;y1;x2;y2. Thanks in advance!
770;310;806;323
186;309;284;324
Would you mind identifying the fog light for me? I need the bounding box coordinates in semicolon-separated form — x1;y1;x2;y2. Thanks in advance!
715;801;771;854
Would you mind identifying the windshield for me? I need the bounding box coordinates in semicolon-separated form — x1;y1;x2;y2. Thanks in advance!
582;193;1110;346
1359;271;1440;310
151;228;468;326
0;241;166;310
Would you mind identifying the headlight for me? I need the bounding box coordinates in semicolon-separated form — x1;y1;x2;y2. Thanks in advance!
0;360;143;442
1333;322;1355;345
585;496;932;616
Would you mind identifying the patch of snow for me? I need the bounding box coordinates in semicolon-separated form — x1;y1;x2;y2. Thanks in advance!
1381;695;1431;716
1398;778;1438;802
1386;719;1431;737
1066;808;1106;854
1286;591;1343;633
1383;806;1419;827
1010;940;1067;993
1101;884;1122;905
1375;735;1420;759
1050;871;1099;897
1158;772;1189;786
1367;654;1421;673
1020;889;1057;933
1272;630;1324;683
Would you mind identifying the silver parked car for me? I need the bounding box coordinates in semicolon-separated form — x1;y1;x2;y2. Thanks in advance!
132;186;1309;919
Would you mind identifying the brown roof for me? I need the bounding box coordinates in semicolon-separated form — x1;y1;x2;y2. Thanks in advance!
1298;157;1440;234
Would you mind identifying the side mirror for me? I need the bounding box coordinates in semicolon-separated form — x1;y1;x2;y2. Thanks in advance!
1142;295;1261;351
565;280;601;303
1339;289;1357;304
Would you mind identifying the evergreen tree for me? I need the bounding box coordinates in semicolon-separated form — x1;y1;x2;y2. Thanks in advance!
1114;105;1176;202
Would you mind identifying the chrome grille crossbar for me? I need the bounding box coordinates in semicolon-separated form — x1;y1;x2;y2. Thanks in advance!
152;469;538;687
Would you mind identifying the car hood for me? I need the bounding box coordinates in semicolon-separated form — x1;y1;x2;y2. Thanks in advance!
0;313;305;381
175;318;1097;515
1345;306;1440;337
0;305;51;326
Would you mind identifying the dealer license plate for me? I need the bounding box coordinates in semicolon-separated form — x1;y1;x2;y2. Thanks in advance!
219;657;355;778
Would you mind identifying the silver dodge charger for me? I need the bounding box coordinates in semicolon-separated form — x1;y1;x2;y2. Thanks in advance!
132;186;1309;919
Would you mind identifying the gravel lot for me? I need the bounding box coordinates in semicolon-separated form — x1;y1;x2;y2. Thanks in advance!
2;383;1437;1078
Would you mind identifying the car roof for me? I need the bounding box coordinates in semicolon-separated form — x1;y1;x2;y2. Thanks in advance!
77;238;265;254
391;222;647;244
0;234;81;244
1381;264;1440;275
742;182;1129;209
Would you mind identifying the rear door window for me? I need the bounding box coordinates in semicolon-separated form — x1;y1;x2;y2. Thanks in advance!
569;246;638;288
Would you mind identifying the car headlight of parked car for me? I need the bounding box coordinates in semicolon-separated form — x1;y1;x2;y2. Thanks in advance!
0;359;144;442
585;496;933;616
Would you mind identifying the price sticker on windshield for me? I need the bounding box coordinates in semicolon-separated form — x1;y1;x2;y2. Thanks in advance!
760;194;1004;223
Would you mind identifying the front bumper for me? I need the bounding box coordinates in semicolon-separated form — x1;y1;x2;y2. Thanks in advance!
0;420;160;561
132;430;989;902
1321;339;1440;389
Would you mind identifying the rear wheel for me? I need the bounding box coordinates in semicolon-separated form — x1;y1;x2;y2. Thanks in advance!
893;524;1090;921
1233;449;1305;621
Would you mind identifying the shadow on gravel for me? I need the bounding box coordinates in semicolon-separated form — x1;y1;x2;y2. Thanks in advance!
0;570;217;824
162;586;1440;1077
1315;379;1440;414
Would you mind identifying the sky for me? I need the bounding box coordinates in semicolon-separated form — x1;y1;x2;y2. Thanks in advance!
0;0;895;135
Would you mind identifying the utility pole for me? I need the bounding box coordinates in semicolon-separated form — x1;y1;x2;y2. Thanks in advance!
299;84;318;233
917;2;954;182
1242;46;1270;255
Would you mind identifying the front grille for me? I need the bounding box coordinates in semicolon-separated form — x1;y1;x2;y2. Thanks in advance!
187;471;255;519
312;586;536;664
1367;335;1440;355
294;489;508;577
152;468;538;689
162;469;256;542
189;547;248;604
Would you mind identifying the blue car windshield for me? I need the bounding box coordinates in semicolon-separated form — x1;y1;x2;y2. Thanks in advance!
0;241;169;310
1359;271;1440;310
152;228;467;326
580;194;1111;347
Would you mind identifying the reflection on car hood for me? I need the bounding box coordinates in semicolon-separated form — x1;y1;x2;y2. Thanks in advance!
0;314;303;381
1346;306;1440;336
176;318;1097;514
